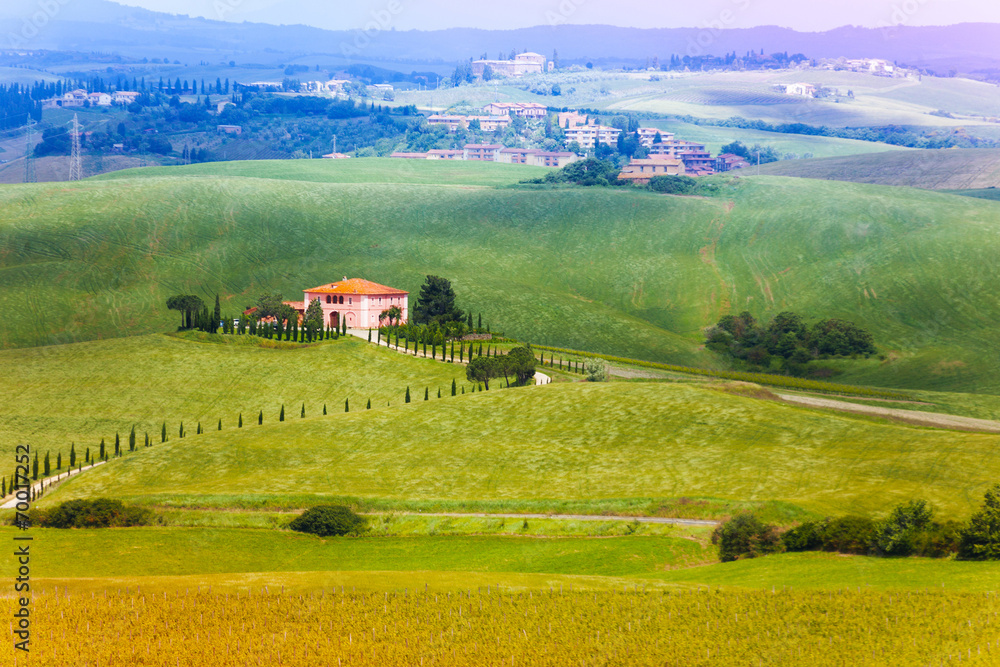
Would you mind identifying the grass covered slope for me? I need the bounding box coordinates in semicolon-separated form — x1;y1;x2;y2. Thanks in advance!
93;157;550;187
0;332;468;460
756;149;1000;190
3;162;1000;391
49;382;1000;519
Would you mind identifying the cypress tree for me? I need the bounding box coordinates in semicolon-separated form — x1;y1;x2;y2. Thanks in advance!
218;418;222;430
478;313;482;330
85;447;90;463
70;443;76;467
432;342;436;360
99;439;105;459
345;398;349;412
405;386;411;403
377;329;381;345
238;412;243;427
1;477;5;497
342;318;347;336
301;403;305;418
145;432;149;447
423;340;427;357
467;312;473;329
424;387;429;401
437;388;441;398
279;404;285;422
258;410;263;425
129;426;136;451
214;294;221;328
196;422;202;435
56;452;61;470
323;404;327;415
478;343;483;357
179;422;185;438
366;398;371;409
461;386;465;394
450;340;455;362
368;329;372;342
115;432;120;453
451;379;457;396
459;342;464;363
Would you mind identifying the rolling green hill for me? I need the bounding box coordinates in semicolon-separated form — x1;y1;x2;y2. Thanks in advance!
0;332;469;462
756;149;1000;190
3;159;1000;393
48;382;1000;519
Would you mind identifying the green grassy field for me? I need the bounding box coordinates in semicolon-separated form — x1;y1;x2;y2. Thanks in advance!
757;149;1000;190
0;527;711;580
4;161;1000;393
42;382;1000;519
0;332;468;461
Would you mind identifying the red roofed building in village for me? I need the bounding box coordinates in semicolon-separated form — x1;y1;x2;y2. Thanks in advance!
302;277;408;330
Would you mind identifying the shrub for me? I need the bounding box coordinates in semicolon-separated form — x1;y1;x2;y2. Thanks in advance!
820;516;877;554
871;500;934;557
712;513;783;562
585;358;607;382
32;498;153;528
959;483;1000;560
289;505;368;537
782;521;823;552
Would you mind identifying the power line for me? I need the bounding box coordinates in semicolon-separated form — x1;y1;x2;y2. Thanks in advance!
69;113;82;181
24;119;35;184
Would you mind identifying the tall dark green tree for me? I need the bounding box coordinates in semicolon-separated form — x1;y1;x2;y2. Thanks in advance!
129;426;136;452
280;404;285;421
218;419;222;430
301;403;306;418
214;294;221;328
99;438;105;460
345;398;349;412
366;398;371;409
166;294;205;329
413;275;464;325
238;412;243;427
115;432;121;454
258;410;263;425
70;443;76;467
424;387;429;401
451;379;457;396
405;386;411;403
161;422;167;442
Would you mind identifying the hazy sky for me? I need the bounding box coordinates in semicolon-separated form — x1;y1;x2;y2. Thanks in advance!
110;0;1000;31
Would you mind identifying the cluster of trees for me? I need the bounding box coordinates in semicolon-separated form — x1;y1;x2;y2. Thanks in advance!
715;485;1000;562
30;498;153;529
526;158;623;187
466;347;537;389
705;311;877;373
0;83;42;130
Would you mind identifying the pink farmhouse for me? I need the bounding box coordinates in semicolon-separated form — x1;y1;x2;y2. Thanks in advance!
302;278;408;329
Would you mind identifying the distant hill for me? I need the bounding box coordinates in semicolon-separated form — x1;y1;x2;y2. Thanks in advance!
3;160;1000;394
756;149;1000;190
0;0;997;74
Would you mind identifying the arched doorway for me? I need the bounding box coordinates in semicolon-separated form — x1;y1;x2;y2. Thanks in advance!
329;312;339;327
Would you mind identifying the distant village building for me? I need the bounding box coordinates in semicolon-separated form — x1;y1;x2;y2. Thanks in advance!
785;83;817;97
390;144;580;168
321;152;352;159
113;91;140;105
557;111;593;128
563;124;622;149
427;114;511;132
217;125;243;135
715;153;750;172
617;157;686;184
472;52;546;78
88;92;112;107
464;144;504;161
482;102;548;118
302;278;408;329
636;127;676;147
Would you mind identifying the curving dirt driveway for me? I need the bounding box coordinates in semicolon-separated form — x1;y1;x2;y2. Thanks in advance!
778;393;1000;433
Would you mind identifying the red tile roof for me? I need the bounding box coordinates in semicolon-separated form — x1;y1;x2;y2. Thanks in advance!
305;278;408;295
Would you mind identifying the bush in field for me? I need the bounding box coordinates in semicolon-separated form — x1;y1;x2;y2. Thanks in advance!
712;513;783;562
783;516;876;555
959;484;1000;560
585;358;607;382
289;505;368;537
871;500;934;557
33;498;153;528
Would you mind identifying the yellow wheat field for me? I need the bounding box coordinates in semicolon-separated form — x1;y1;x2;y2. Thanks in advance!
4;585;1000;666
